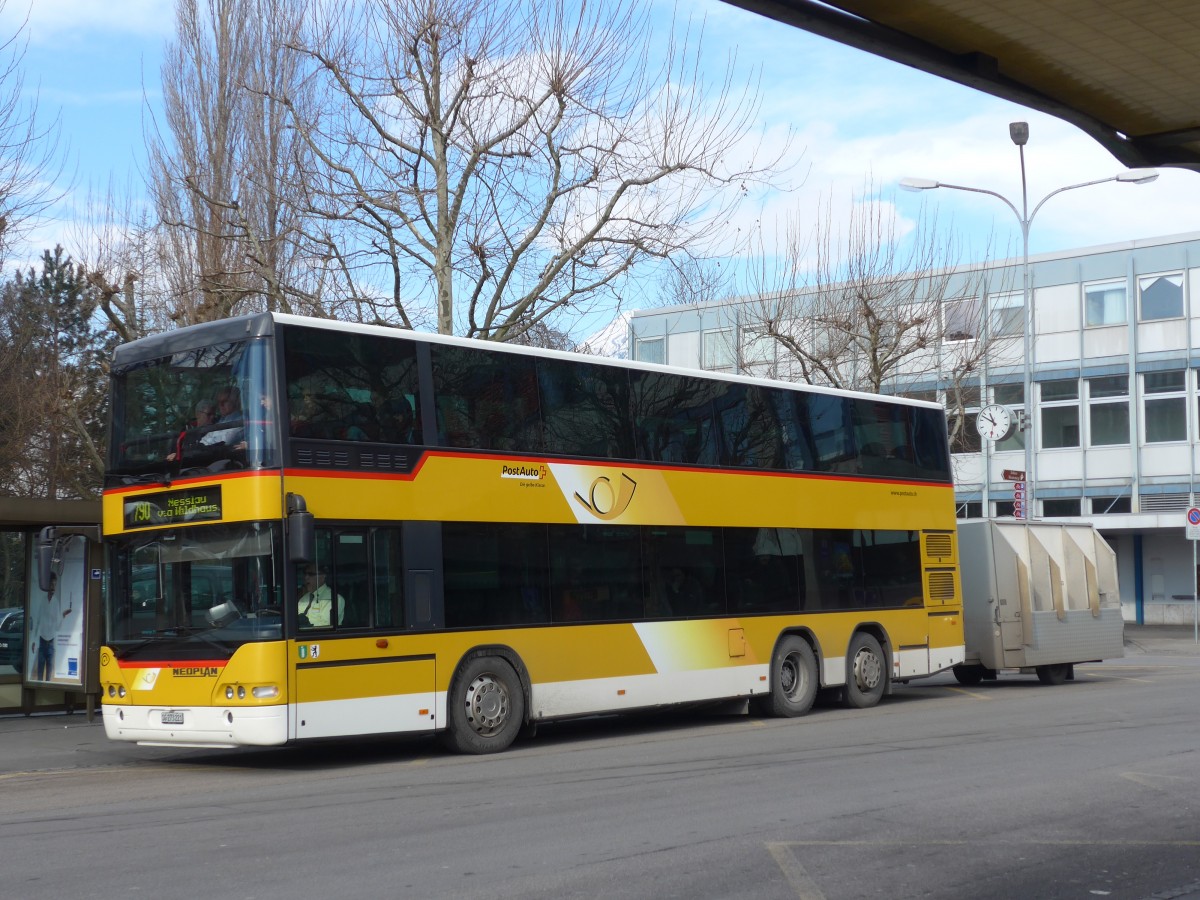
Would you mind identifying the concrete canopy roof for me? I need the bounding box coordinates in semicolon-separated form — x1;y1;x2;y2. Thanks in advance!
723;0;1200;172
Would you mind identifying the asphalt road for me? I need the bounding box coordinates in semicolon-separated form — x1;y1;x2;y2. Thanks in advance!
2;651;1199;900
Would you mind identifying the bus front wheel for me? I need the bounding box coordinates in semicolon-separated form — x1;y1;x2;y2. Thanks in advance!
444;656;525;754
844;633;887;709
753;635;818;717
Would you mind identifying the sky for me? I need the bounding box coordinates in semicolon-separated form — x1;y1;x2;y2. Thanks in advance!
7;0;1200;320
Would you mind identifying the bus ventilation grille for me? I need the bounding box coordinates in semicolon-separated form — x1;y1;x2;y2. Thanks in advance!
926;571;956;601
296;449;351;468
924;533;954;561
361;453;407;469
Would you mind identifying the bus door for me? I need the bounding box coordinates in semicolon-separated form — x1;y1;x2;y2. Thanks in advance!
292;528;437;740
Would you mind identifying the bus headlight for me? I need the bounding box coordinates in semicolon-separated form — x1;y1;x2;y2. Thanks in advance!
237;686;246;700
251;685;279;699
118;685;126;698
225;685;235;700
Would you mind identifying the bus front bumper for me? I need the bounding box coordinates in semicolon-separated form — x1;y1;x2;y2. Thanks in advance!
102;702;288;748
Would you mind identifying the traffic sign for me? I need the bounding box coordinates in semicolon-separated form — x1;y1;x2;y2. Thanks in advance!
1187;507;1200;540
1013;500;1025;519
1002;469;1026;482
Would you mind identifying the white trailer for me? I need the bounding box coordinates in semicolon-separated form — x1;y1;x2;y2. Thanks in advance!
954;520;1124;684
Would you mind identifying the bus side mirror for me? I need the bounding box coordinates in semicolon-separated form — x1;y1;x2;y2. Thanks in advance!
36;526;56;592
287;493;315;563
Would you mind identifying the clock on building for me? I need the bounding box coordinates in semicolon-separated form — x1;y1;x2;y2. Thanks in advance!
975;403;1016;441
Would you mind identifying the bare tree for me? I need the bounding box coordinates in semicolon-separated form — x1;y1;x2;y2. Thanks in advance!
745;188;1014;408
659;256;735;308
149;0;318;325
284;0;785;339
0;2;63;268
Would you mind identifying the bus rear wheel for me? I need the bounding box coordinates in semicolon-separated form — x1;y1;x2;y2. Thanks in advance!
844;633;887;709
753;635;818;717
443;656;525;754
1035;663;1071;685
953;663;985;685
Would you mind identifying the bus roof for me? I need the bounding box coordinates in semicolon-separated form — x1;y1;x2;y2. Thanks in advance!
112;311;945;412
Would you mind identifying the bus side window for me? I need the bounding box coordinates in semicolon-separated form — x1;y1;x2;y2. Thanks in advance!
372;529;404;629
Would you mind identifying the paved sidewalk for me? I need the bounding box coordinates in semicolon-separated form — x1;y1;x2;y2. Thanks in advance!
1123;623;1200;656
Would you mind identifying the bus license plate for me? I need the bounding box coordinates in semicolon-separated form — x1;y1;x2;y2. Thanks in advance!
161;710;185;725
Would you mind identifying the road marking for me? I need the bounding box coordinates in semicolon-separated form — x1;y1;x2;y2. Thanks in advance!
943;686;991;700
767;842;828;900
1120;772;1188;792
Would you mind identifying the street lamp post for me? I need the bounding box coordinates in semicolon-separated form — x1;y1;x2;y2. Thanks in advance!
901;123;1158;520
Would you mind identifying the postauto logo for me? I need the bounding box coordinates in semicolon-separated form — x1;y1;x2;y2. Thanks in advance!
573;472;637;521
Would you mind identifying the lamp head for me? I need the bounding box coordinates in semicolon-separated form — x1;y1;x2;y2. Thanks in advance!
1116;168;1159;184
899;177;939;192
1009;121;1029;146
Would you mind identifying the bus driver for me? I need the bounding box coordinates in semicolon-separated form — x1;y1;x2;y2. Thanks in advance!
297;565;344;628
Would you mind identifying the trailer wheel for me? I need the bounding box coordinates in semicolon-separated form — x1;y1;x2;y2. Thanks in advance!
753;635;818;717
953;664;985;685
443;656;525;754
1035;663;1070;685
844;633;887;709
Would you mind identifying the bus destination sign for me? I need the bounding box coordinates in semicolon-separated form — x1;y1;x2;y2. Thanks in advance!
123;486;223;530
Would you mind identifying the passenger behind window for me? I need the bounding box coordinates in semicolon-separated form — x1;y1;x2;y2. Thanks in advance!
381;395;418;444
652;566;705;617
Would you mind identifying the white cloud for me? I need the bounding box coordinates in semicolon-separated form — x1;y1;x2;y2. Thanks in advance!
0;0;174;44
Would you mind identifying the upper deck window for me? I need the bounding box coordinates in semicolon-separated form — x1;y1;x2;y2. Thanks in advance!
108;338;278;479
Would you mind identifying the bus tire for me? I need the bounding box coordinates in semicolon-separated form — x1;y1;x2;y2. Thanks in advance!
443;656;525;755
844;632;887;709
755;635;818;718
1035;663;1070;685
953;663;985;685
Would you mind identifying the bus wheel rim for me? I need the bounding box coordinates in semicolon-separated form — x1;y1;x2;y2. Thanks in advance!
465;674;509;735
853;648;882;691
781;654;800;698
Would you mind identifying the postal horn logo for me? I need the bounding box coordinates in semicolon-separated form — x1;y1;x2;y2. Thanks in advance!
574;473;637;520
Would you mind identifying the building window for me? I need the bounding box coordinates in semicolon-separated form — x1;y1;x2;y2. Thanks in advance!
944;297;982;342
992;383;1025;453
947;386;981;454
1040;379;1080;449
1139;273;1184;321
741;328;775;367
956;501;983;519
635;338;664;365
1042;498;1081;517
1143;370;1187;442
1084;281;1127;327
702;328;735;371
1087;375;1130;446
988;292;1023;336
1091;496;1132;514
994;500;1015;517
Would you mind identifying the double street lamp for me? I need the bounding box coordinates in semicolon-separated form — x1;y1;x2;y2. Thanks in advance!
901;122;1158;520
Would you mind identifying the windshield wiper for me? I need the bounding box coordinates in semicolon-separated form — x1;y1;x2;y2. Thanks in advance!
118;624;232;657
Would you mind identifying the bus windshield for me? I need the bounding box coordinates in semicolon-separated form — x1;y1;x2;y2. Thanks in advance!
108;337;278;480
108;522;283;650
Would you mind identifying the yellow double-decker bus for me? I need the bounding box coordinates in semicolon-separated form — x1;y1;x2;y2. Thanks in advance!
98;313;963;753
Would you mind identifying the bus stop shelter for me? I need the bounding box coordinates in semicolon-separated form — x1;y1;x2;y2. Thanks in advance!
0;497;102;716
723;0;1200;172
